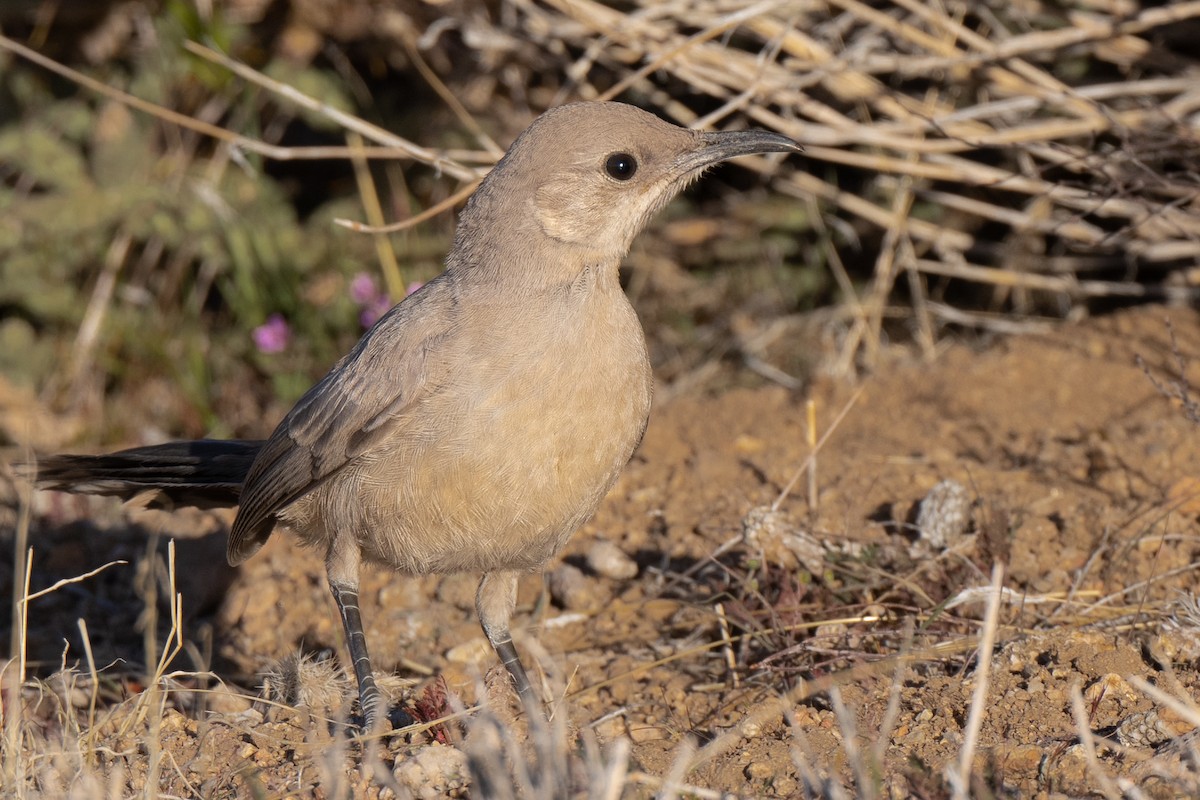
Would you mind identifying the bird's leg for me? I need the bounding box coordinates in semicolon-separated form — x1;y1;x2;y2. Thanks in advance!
327;542;385;730
477;571;538;709
330;582;385;728
479;573;564;796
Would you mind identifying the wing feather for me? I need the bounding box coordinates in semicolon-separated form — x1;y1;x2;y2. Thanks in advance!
226;281;452;564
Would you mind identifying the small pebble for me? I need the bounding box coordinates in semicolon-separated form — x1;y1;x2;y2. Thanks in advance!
393;743;469;799
445;637;492;666
916;480;971;548
548;563;611;610
204;682;254;714
739;719;762;738
586;539;638;579
628;724;669;743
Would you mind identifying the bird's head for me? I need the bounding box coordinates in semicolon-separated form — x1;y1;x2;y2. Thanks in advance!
452;102;801;276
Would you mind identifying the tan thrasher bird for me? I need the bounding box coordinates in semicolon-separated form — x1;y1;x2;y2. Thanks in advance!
34;101;801;727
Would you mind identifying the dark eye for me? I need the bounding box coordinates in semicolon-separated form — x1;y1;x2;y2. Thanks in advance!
605;152;637;180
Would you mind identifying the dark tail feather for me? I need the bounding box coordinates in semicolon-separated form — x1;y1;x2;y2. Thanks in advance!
32;439;264;510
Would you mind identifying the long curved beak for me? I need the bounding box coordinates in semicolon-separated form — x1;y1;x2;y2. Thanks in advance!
676;129;803;173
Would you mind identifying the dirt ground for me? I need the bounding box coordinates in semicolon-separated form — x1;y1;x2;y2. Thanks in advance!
5;302;1200;798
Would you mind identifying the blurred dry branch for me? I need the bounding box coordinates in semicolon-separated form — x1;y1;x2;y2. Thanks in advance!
480;0;1200;365
2;0;1198;387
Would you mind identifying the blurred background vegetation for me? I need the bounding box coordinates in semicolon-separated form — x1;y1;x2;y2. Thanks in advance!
1;0;1198;446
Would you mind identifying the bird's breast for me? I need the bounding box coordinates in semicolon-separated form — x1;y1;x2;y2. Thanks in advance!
339;281;652;574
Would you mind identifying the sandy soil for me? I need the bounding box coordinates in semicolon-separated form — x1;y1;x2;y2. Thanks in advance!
5;303;1200;798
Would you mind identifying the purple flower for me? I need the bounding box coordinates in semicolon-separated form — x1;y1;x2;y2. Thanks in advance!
349;272;379;305
359;295;392;328
253;313;290;354
348;273;419;329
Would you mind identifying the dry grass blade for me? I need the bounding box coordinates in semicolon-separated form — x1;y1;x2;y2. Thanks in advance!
626;768;741;800
348;132;405;299
182;41;483;182
335;180;480;235
1127;676;1200;733
1070;683;1123;800
18;557;128;605
772;385;865;511
0;34;446;167
951;562;1004;798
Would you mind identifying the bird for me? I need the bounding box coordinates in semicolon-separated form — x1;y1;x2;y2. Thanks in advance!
33;101;801;728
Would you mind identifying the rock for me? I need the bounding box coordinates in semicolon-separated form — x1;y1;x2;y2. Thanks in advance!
586;539;638;580
548;563;611;610
916;480;971;549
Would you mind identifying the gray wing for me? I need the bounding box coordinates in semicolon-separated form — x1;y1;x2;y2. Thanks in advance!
227;283;453;565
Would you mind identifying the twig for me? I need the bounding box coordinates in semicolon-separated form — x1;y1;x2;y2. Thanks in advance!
21;558;129;603
773;385;865;511
182;42;481;182
335;180;479;234
951;562;1005;799
347;132;405;299
1070;683;1123;800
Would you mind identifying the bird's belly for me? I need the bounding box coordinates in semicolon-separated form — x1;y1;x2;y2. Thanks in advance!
294;317;652;575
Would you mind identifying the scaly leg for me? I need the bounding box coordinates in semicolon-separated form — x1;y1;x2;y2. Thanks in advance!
476;571;538;708
329;581;385;728
326;535;388;728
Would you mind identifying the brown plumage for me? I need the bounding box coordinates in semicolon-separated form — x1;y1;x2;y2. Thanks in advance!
34;101;801;727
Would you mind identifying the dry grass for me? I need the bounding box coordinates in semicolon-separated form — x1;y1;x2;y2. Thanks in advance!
7;453;1200;796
